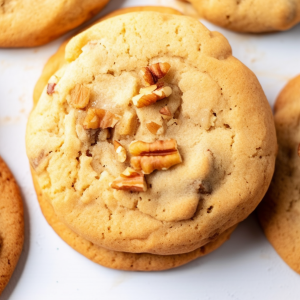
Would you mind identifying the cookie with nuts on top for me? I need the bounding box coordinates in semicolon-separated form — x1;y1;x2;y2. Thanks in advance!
26;11;276;257
0;0;110;47
29;7;239;271
0;157;24;294
258;75;300;274
185;0;300;32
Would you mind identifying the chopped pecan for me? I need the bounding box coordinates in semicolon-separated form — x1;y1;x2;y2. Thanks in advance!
132;84;172;108
83;108;120;130
110;167;147;192
98;129;110;141
47;83;56;95
149;63;171;80
70;83;90;109
116;109;137;136
129;139;182;174
159;106;172;119
141;62;171;86
114;141;127;162
146;122;162;135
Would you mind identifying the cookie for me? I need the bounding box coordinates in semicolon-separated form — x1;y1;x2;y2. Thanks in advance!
0;157;24;294
187;0;300;32
258;75;300;274
29;7;238;271
26;11;276;256
0;0;110;47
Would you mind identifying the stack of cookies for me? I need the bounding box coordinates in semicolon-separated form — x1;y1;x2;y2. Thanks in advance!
25;10;277;271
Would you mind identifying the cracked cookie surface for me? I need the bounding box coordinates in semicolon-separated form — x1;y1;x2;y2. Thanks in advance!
187;0;300;32
258;75;300;274
30;7;238;271
0;157;24;294
26;12;276;255
0;0;109;47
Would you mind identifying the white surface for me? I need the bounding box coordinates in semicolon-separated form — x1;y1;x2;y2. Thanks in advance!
0;0;300;299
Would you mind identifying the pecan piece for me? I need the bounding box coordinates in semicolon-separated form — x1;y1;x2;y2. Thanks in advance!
159;106;172;119
146;122;162;135
83;108;120;130
141;62;171;86
129;139;182;174
132;84;172;108
70;83;90;109
110;167;147;192
47;83;56;95
116;109;137;136
114;141;127;162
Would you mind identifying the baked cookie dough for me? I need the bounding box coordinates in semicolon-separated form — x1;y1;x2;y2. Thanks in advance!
33;167;236;270
0;157;24;294
26;11;276;256
186;0;300;32
30;7;237;271
33;6;182;105
0;0;110;47
258;75;300;274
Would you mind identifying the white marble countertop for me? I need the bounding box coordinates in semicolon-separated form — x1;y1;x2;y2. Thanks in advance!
0;0;300;299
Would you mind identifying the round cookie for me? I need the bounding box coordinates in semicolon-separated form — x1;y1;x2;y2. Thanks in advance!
0;0;110;47
26;11;277;256
31;7;237;271
0;157;24;294
258;75;300;274
186;0;300;32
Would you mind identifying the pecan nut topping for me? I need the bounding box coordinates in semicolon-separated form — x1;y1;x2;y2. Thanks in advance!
129;139;182;174
114;141;127;162
146;121;162;135
83;108;120;130
110;167;147;192
141;62;171;86
159;106;172;119
132;84;172;108
70;83;90;109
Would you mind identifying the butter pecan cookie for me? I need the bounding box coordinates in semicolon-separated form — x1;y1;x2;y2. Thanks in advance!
29;7;238;271
0;157;24;294
258;75;300;274
26;11;276;256
0;0;109;47
186;0;300;32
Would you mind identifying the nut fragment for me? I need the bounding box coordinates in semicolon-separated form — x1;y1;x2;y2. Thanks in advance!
110;167;147;192
47;83;56;95
146;122;162;135
149;63;171;80
159;106;172;119
141;62;171;86
98;129;110;141
132;85;172;108
83;108;120;130
114;141;127;162
129;139;182;174
116;109;137;136
70;83;90;109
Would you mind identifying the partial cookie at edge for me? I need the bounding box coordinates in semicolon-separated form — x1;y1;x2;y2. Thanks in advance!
187;0;300;32
258;75;300;274
0;157;24;294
